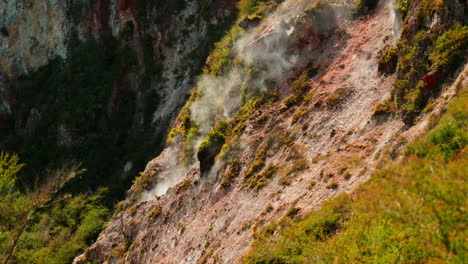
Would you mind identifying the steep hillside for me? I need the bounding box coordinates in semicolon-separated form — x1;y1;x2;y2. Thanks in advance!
243;64;467;263
72;0;466;263
0;0;466;263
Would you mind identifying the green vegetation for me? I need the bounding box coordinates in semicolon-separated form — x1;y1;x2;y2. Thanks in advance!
220;92;278;156
279;149;309;186
4;37;159;198
325;87;348;109
373;0;467;125
237;0;282;19
378;45;399;74
203;26;242;76
243;141;271;183
245;164;278;190
167;89;201;154
243;91;467;264
220;159;242;188
242;130;301;189
395;0;410;17
1;36;163;263
13;191;108;264
430;25;468;73
283;73;310;109
197;120;229;172
176;178;192;194
373;97;396;116
0;153;108;264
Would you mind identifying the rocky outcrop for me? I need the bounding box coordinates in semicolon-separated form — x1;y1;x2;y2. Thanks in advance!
423;70;443;90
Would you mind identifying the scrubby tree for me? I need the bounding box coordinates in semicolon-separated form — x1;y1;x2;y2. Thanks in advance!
0;153;32;264
0;154;83;264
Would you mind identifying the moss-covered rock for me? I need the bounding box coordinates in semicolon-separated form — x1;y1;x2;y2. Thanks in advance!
197;120;229;174
378;46;399;75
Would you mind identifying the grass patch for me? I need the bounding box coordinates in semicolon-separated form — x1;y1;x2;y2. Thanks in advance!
175;178;192;194
282;73;310;109
430;24;468;73
221;159;242;188
378;2;466;123
245;164;279;190
325;87;349;109
197;120;229;173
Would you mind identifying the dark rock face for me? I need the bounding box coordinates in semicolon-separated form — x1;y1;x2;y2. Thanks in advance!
378;49;398;75
197;136;224;175
239;16;262;30
197;121;228;174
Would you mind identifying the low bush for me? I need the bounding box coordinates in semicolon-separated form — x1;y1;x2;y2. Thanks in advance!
430;24;468;73
283;73;310;109
221;159;242;188
176;178;192;194
378;46;399;74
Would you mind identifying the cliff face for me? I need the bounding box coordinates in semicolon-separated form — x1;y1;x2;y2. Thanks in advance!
0;0;236;188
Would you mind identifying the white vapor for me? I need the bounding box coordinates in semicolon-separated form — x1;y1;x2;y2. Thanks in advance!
141;0;321;200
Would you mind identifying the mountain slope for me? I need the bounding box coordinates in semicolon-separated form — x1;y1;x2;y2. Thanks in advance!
72;0;468;263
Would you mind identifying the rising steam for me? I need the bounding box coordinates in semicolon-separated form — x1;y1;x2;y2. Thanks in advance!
140;0;324;201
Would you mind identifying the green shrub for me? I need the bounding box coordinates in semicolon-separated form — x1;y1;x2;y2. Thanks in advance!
237;0;278;18
396;0;410;16
378;46;399;74
291;109;307;124
430;24;468;73
406;93;467;161
221;159;242;188
373;98;396;115
176;178;192;194
220;92;278;158
203;26;241;76
243;147;268;181
283;72;309;109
